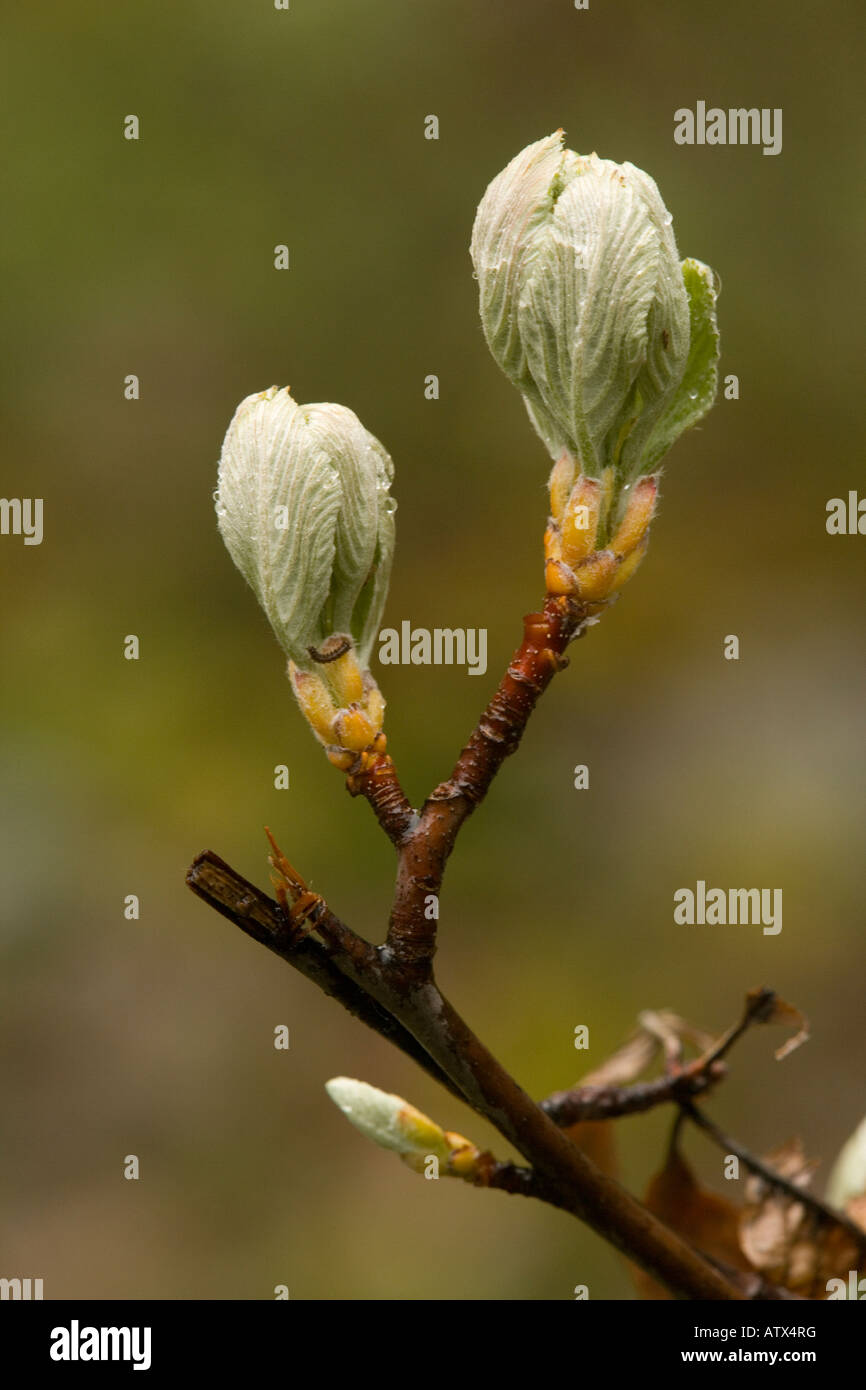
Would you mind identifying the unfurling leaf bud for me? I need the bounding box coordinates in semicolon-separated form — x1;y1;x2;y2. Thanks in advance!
325;1077;483;1178
826;1116;866;1210
471;132;720;598
215;387;396;761
216;386;395;666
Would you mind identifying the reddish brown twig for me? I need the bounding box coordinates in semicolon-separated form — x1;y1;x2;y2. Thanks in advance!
359;594;593;971
345;750;417;848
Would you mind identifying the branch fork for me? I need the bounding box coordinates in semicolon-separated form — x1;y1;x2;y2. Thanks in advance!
187;591;815;1302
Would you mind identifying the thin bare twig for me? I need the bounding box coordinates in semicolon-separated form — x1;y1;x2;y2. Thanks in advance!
541;1066;726;1125
541;989;783;1126
345;750;417;848
349;594;592;972
682;1101;866;1257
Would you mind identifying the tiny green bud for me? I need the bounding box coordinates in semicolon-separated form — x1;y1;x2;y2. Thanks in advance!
470;132;720;514
215;386;396;670
325;1076;453;1161
325;1077;482;1177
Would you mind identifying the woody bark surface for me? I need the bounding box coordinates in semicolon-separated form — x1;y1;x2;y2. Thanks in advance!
186;859;740;1299
349;593;591;973
188;593;750;1302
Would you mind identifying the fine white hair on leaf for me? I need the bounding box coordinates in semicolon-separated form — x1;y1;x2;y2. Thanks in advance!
470;133;719;491
324;1076;451;1160
216;387;395;668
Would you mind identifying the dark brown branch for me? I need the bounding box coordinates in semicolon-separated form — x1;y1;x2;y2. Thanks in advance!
541;1066;726;1125
187;851;742;1299
682;1101;866;1258
389;976;743;1299
186;851;465;1105
480;1152;807;1299
472;1154;543;1199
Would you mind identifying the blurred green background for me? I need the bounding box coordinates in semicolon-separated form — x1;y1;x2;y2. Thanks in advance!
1;0;864;1299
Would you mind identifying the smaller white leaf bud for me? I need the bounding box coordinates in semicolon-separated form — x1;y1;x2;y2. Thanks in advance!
325;1077;482;1177
215;387;396;762
215;386;395;670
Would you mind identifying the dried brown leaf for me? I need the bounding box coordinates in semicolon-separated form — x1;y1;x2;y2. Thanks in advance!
576;1030;659;1089
577;1009;716;1094
638;1009;715;1067
745;988;809;1060
739;1140;862;1296
634;1146;750;1300
565;1120;618;1179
